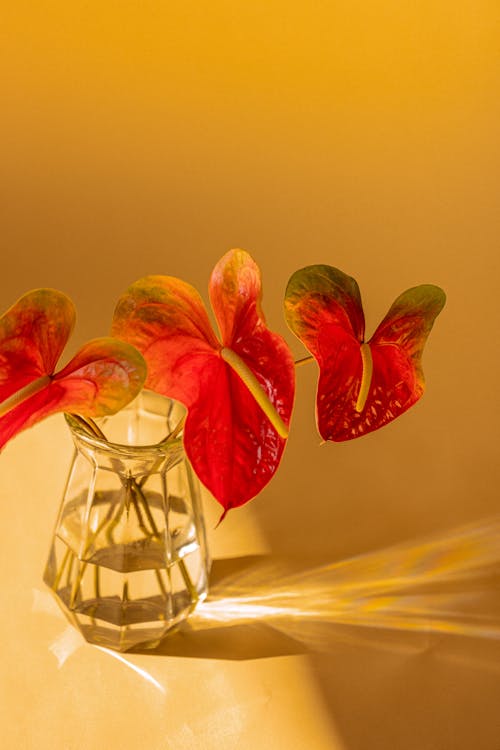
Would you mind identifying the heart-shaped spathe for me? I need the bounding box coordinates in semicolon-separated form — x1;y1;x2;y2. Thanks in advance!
284;265;446;441
0;288;147;450
112;249;296;516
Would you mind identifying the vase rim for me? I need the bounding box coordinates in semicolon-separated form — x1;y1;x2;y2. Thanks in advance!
63;392;185;458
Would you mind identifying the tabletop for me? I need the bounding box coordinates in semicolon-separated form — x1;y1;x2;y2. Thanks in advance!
1;414;500;750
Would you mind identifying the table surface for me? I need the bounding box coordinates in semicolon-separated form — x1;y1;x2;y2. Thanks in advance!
2;415;500;750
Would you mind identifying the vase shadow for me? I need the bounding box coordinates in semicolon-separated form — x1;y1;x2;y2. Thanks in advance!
129;556;308;659
130;516;500;660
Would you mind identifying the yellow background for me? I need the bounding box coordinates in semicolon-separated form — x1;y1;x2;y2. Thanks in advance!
1;3;500;748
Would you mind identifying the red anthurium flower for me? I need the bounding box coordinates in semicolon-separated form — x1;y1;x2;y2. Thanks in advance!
0;289;147;450
284;265;446;441
112;249;295;516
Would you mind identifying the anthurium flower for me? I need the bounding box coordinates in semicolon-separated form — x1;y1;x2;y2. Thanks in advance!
284;265;446;441
0;288;147;450
112;249;295;516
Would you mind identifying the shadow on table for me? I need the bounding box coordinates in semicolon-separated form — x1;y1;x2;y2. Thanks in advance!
129;555;308;659
130;516;500;661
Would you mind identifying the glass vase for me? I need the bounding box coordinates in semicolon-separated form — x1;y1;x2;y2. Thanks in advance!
43;391;210;652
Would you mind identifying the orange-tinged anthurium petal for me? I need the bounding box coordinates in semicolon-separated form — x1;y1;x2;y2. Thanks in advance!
112;249;295;516
0;288;75;403
0;290;147;450
284;265;445;441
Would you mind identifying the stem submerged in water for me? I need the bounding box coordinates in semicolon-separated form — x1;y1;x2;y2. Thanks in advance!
52;412;199;611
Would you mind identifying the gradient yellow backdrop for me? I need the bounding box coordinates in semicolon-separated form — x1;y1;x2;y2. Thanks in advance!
1;3;500;747
3;0;498;545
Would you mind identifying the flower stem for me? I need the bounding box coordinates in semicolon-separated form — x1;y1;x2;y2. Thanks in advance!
94;565;101;599
178;558;199;610
166;414;186;441
70;560;87;607
53;412;199;614
68;413;107;440
52;547;71;591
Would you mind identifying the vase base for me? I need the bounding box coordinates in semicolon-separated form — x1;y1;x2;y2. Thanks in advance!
48;592;193;651
44;533;208;652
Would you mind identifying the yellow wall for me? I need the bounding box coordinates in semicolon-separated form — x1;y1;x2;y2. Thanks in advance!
2;2;499;557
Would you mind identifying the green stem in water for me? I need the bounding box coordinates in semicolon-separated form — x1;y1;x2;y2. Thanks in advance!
52;547;71;592
53;410;199;608
132;480;160;539
135;413;186;488
105;489;129;546
221;347;289;438
65;552;75;588
154;569;168;599
70;560;87;607
94;565;101;599
178;557;199;610
130;485;149;538
130;484;170;598
133;473;198;605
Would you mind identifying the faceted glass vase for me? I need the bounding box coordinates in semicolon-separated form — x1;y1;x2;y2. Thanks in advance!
43;391;210;652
